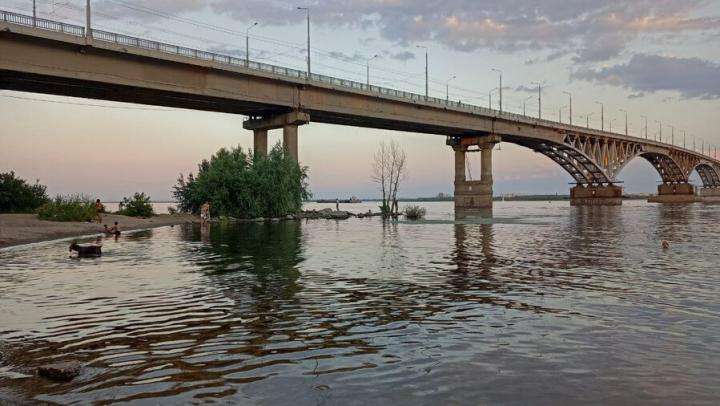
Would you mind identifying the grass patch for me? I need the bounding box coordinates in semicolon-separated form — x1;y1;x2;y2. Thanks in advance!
37;194;96;222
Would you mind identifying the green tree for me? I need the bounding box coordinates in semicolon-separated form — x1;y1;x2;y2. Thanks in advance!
117;192;155;217
0;171;49;213
173;144;310;218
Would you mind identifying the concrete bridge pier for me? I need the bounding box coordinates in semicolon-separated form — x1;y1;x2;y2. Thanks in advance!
570;184;623;206
282;125;299;162
450;135;500;216
648;183;699;203
243;111;310;161
253;129;268;157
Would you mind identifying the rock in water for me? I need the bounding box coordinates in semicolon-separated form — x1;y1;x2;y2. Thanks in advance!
37;361;82;381
328;211;351;220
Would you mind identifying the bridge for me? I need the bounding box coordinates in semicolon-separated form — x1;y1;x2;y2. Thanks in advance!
2;9;720;214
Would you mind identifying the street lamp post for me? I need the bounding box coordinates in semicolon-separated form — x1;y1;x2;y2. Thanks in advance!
416;45;428;99
563;91;572;125
245;22;258;67
641;115;648;139
531;81;543;119
366;54;378;87
620;109;628;136
446;75;456;102
655;120;662;142
691;134;696;151
669;125;675;146
609;118;616;133
492;68;502;113
297;7;310;78
32;0;36;26
86;0;92;40
683;131;686;148
595;101;604;131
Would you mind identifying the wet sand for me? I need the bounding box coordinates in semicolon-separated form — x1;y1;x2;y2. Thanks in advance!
0;213;196;249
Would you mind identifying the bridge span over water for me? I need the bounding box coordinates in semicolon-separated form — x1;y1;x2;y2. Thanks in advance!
2;10;719;213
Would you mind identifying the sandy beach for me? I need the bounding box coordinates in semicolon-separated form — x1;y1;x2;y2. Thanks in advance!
0;213;196;249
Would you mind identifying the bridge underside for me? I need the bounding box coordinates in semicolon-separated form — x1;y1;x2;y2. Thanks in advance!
0;70;284;117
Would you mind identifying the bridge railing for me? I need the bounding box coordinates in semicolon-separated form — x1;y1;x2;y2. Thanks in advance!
1;10;85;36
2;9;714;159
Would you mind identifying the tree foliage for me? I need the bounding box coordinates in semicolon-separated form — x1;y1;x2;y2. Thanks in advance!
37;194;96;222
117;192;155;217
371;140;407;217
0;171;49;213
173;144;310;219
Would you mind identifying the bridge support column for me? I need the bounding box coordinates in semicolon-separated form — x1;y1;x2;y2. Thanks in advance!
243;110;309;162
570;184;623;206
283;125;298;162
648;183;699;203
450;135;500;217
253;129;268;157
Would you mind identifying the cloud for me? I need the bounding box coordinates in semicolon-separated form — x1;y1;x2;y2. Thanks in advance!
96;0;207;22
95;1;720;64
515;84;538;93
327;51;365;63
205;0;720;62
382;50;415;62
573;54;720;99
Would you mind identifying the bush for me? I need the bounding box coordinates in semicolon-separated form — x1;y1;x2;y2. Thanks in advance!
117;192;155;217
173;143;311;219
0;171;49;213
38;194;96;222
404;205;426;220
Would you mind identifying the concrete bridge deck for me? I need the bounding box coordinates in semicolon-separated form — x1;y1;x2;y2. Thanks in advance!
2;10;719;211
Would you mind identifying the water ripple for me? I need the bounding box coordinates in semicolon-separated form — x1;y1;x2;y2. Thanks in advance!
0;201;719;404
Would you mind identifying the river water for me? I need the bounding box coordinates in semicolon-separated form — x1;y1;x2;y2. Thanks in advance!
0;201;718;405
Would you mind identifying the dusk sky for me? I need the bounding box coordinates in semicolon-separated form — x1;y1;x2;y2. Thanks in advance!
1;0;719;200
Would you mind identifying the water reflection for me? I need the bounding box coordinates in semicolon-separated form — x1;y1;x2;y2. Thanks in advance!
0;202;719;405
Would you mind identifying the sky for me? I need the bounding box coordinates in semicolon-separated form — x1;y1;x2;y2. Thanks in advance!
1;0;719;200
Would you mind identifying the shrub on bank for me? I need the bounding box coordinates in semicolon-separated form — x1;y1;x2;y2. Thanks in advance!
117;192;155;218
37;194;96;222
0;171;49;213
404;205;427;220
173;144;310;219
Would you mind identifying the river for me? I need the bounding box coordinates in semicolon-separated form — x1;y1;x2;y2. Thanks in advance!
1;201;718;405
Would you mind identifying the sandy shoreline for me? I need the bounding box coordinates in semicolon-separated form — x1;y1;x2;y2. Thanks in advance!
0;213;197;249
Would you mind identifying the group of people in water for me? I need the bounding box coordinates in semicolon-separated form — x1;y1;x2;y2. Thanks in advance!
92;198;212;238
94;199;121;236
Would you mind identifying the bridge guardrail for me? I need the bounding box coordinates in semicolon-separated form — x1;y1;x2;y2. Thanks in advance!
1;9;715;160
1;10;84;36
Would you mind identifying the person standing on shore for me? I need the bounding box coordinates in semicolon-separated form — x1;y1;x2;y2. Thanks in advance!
95;199;105;223
200;201;211;225
336;198;339;212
